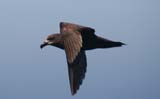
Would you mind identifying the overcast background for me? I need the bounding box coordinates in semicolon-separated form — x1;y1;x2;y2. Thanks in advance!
0;0;160;99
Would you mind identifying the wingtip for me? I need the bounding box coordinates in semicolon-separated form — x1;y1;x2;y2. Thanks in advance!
71;89;76;96
71;92;76;96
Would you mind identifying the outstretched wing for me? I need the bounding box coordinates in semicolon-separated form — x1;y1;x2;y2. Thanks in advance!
67;50;87;95
60;22;92;95
60;22;95;36
60;22;95;62
63;31;82;63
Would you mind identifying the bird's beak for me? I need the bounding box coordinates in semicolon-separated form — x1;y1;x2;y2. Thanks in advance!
40;42;48;49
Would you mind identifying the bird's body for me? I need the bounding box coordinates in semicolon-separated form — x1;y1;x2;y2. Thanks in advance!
40;22;125;95
49;34;123;50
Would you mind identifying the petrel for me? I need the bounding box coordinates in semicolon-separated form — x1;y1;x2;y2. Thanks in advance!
40;22;125;95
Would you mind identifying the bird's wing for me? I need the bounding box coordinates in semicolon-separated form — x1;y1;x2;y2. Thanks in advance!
60;22;85;63
60;22;90;95
67;50;87;95
60;22;95;62
60;22;95;36
63;31;82;63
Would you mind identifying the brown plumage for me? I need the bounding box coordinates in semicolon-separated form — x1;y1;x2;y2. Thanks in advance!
40;22;125;95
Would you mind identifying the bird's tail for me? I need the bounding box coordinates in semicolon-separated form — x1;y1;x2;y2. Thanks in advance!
96;36;126;48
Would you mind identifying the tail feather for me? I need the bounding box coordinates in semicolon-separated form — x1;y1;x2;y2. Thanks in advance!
96;36;126;48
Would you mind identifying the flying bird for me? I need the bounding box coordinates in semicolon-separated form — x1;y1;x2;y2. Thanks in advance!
40;22;125;95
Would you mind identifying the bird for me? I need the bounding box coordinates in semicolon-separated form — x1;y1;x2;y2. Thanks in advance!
40;22;125;95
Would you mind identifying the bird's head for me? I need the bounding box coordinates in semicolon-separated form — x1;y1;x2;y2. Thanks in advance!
40;33;61;49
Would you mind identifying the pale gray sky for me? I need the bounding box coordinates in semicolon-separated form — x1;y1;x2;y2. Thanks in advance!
0;0;160;99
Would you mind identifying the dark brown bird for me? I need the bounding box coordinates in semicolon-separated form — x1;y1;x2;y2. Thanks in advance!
40;22;125;95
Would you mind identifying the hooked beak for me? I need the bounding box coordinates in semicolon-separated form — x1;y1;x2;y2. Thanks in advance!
40;42;48;49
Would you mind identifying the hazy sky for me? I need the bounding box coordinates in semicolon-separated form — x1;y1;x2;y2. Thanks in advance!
0;0;160;99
